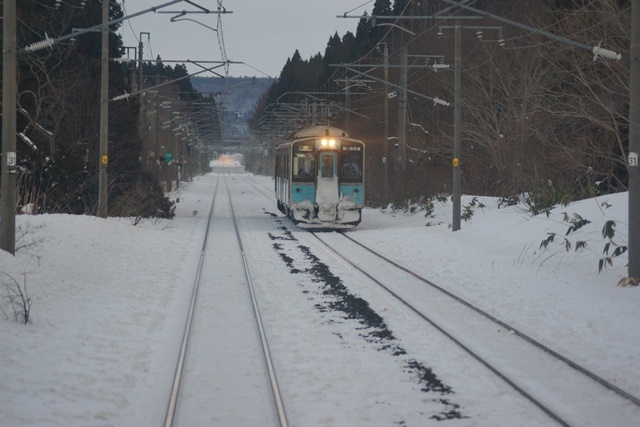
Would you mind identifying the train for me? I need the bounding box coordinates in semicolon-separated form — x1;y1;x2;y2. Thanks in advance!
275;125;365;230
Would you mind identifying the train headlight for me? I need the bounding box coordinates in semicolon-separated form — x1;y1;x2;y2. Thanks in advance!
320;138;336;147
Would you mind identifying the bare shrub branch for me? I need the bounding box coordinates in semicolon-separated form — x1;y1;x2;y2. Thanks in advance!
1;273;32;324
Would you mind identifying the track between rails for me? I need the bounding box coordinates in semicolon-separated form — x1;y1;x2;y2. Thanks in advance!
312;231;640;426
224;176;289;427
163;175;219;427
163;174;288;427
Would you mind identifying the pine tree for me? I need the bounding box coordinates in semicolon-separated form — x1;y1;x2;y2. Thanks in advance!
353;0;393;56
6;0;176;217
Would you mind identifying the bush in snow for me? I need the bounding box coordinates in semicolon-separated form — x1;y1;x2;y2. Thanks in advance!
1;273;32;325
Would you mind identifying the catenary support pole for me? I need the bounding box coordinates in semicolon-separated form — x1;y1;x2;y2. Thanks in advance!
138;38;144;104
1;0;17;254
97;0;109;217
382;44;389;208
452;20;462;232
397;45;408;203
345;81;351;131
629;0;640;280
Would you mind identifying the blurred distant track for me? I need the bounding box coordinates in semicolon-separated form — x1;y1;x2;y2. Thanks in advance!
312;232;640;426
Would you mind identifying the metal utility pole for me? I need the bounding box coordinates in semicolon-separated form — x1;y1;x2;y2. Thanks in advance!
452;20;462;231
345;81;351;131
396;45;408;203
138;32;150;104
123;46;137;93
630;0;640;280
382;43;389;208
97;0;109;218
154;94;161;179
1;0;17;254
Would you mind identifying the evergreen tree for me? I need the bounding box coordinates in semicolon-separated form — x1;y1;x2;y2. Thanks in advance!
392;0;411;14
5;0;174;217
354;0;393;56
317;33;344;86
265;49;324;106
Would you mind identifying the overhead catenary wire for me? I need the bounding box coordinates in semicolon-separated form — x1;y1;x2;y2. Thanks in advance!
21;0;186;53
440;0;622;60
335;0;626;112
268;0;626;135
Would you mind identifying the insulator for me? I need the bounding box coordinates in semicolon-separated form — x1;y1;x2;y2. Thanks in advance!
437;31;443;38
499;39;506;47
112;91;130;102
432;64;450;71
476;31;483;39
433;97;450;107
24;33;55;52
592;45;621;61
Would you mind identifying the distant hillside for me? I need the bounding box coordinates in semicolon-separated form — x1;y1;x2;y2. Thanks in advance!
191;76;275;141
191;76;274;115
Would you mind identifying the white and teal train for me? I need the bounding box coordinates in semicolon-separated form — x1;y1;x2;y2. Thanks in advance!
275;125;365;230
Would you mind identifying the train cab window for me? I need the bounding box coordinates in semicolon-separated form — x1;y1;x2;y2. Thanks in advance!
340;143;363;182
293;143;315;181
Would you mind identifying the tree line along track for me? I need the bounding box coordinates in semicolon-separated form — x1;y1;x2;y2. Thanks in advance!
311;231;640;426
163;173;288;427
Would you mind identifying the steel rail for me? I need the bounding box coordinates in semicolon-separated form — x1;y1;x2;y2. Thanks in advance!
312;232;571;427
237;174;275;202
225;176;289;427
340;233;640;408
163;175;220;427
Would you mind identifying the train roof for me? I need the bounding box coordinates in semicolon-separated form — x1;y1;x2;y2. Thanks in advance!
294;125;350;139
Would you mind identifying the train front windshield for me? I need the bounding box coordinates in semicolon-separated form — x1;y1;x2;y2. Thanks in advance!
340;142;363;182
293;142;315;181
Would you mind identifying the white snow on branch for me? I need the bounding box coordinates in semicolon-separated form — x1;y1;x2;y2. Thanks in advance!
19;132;39;152
18;107;54;136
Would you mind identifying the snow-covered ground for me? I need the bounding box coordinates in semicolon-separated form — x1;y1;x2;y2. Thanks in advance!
1;163;638;426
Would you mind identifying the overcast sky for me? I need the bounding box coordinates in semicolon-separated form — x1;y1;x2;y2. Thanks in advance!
118;1;369;78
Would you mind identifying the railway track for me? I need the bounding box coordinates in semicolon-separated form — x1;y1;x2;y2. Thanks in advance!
163;174;288;427
239;173;275;201
177;172;638;425
311;231;640;426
